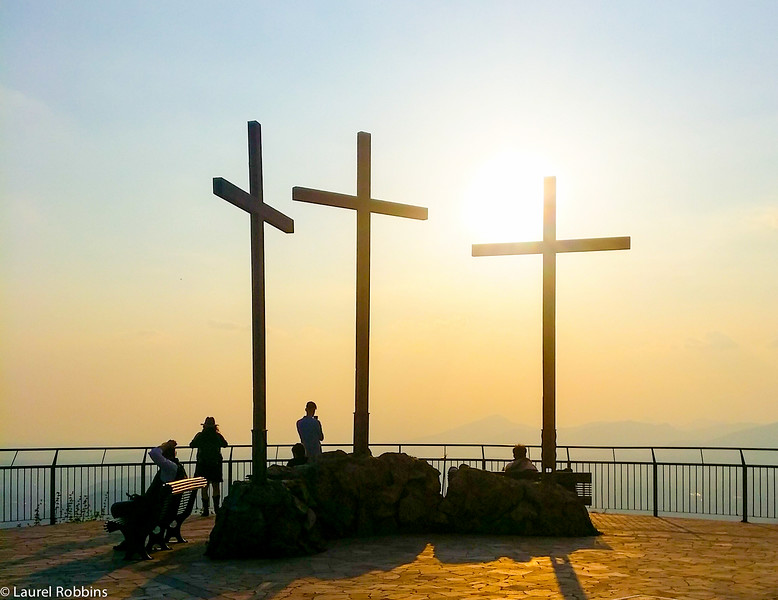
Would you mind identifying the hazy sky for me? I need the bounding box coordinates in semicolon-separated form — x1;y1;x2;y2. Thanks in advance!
2;1;777;448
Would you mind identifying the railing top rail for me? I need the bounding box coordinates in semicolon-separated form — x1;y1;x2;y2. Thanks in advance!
3;443;776;453
549;445;778;451
0;446;155;452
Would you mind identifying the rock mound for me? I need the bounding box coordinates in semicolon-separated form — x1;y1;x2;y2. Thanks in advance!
439;465;598;536
270;450;442;538
205;478;325;559
207;452;599;559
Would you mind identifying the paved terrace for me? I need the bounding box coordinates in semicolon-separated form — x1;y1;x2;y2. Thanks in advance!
1;513;776;600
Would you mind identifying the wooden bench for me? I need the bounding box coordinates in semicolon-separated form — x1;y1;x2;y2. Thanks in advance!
548;471;592;505
146;477;208;552
105;476;207;560
502;468;592;505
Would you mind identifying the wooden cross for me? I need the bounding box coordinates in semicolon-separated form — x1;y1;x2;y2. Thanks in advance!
472;176;630;472
293;132;428;455
212;121;294;482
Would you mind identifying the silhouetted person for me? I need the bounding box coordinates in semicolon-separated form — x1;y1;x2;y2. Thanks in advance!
142;439;187;507
111;440;183;518
150;439;186;482
296;401;324;457
447;465;460;483
286;443;308;467
504;444;538;475
190;416;228;516
108;440;185;548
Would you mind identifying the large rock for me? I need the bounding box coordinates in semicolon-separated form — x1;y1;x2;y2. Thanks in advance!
207;454;598;559
205;478;325;559
269;451;442;538
439;465;599;536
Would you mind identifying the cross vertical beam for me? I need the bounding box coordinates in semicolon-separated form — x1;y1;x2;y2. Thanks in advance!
212;121;294;482
542;177;557;473
248;122;267;484
354;132;371;454
473;176;630;472
293;132;428;455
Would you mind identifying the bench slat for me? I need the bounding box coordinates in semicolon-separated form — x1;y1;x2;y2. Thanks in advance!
167;477;208;494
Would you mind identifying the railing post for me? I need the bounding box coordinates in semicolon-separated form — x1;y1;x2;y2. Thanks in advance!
481;445;486;471
49;450;58;525
228;446;234;491
442;446;448;495
140;449;147;493
740;449;748;523
651;448;658;518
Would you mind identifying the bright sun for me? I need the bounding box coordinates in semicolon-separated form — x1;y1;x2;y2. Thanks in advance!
464;150;556;243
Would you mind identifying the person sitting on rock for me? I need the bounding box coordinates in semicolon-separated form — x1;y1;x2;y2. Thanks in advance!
503;444;538;476
287;443;308;467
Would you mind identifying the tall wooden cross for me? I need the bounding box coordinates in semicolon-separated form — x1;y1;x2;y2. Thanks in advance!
472;176;630;472
212;121;294;482
293;132;428;455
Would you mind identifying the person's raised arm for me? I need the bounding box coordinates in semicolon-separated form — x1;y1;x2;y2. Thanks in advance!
149;441;179;482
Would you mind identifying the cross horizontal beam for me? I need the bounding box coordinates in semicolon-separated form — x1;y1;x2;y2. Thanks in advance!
371;198;428;220
293;187;359;211
293;186;428;221
472;236;631;257
213;177;295;233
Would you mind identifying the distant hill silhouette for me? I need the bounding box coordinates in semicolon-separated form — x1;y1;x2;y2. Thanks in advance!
707;422;778;448
406;415;539;446
407;414;774;448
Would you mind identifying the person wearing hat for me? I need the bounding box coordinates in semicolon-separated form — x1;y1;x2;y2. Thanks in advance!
190;417;228;516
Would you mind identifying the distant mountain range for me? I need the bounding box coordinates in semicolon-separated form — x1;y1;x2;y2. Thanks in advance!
407;414;778;448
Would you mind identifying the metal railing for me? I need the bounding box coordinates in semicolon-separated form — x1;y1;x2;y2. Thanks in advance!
1;444;776;527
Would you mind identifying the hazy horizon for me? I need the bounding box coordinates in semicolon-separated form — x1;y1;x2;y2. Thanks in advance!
2;413;775;449
2;2;777;449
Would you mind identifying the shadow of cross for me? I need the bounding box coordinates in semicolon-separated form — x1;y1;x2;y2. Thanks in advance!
472;176;630;473
212;121;294;482
293;131;428;456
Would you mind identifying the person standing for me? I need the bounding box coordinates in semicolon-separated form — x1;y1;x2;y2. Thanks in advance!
296;401;324;457
190;417;228;516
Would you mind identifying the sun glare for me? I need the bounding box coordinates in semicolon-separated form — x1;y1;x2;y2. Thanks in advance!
464;151;555;243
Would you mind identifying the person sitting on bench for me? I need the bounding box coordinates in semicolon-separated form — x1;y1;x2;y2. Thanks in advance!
110;440;186;524
504;444;538;476
150;440;185;483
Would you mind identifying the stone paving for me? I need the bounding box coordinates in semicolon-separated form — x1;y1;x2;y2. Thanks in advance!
1;513;777;599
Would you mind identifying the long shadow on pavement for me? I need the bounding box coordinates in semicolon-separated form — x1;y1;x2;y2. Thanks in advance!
3;520;610;600
431;533;610;600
